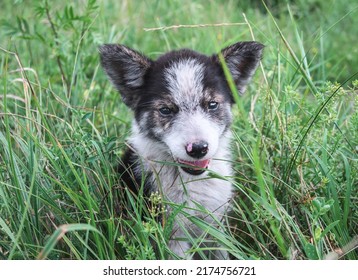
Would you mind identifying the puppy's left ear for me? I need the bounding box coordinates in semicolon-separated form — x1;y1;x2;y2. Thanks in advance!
214;41;264;94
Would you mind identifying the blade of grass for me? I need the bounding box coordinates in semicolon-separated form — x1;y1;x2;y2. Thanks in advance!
37;223;104;260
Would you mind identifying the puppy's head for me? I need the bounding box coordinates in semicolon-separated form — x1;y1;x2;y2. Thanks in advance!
99;42;263;175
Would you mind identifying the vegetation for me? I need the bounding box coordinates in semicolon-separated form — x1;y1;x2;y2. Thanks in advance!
0;0;357;260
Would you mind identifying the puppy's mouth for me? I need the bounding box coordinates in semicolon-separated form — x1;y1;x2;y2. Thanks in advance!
177;159;210;175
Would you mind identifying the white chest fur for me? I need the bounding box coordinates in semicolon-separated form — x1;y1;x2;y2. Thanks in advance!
129;125;233;258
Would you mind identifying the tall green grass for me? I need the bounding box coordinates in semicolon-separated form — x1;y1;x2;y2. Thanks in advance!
0;0;357;259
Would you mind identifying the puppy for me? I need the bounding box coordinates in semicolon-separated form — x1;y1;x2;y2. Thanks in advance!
99;41;263;259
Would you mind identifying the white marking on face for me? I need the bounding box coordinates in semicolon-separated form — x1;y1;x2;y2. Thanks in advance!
164;59;204;108
160;59;232;163
162;111;222;161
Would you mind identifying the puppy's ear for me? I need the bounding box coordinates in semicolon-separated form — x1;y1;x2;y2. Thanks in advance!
99;44;152;107
214;41;264;94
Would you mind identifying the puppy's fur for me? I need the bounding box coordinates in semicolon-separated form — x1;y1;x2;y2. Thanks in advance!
99;42;263;259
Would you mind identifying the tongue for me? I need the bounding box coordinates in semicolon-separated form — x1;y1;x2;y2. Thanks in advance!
179;159;210;169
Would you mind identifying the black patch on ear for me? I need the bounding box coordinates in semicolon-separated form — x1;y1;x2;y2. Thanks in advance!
214;41;264;94
99;44;152;107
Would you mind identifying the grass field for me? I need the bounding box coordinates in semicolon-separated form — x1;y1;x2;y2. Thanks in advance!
0;0;357;260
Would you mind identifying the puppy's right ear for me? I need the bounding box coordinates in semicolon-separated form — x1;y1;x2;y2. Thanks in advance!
99;44;152;108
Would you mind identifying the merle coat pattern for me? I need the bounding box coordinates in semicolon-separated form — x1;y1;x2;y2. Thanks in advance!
99;41;263;259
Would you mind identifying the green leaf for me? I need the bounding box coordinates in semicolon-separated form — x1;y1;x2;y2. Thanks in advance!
305;243;319;260
312;198;321;212
314;227;322;241
81;112;93;121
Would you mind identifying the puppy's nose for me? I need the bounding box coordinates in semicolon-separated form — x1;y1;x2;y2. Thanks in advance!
186;141;209;159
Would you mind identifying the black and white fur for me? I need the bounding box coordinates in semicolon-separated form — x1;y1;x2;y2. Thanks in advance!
99;41;263;259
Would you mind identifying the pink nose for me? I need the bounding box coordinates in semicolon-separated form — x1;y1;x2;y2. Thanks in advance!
185;141;208;159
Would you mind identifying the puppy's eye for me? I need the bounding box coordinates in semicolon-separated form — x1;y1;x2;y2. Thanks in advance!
208;101;219;110
159;107;172;116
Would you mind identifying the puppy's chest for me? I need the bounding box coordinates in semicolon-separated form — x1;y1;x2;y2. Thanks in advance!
149;166;233;214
